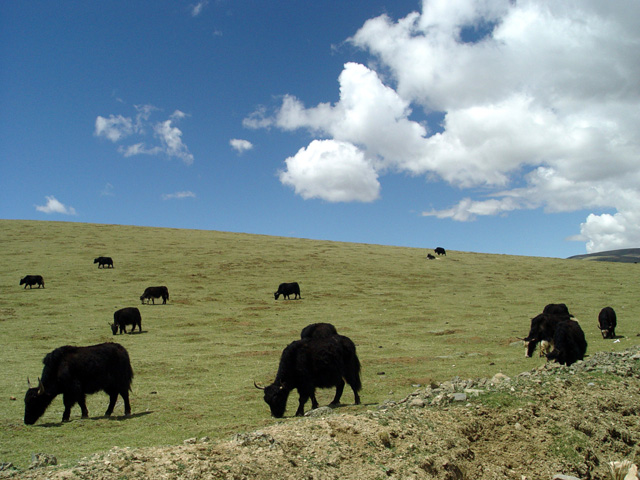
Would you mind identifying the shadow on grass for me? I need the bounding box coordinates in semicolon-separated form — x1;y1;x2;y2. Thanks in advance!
34;411;153;426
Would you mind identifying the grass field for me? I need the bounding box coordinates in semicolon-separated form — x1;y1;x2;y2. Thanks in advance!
1;219;638;468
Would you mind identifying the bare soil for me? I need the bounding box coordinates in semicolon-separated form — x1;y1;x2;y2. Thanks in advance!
4;348;640;480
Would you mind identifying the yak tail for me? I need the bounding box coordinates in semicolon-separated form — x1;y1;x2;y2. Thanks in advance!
341;337;362;392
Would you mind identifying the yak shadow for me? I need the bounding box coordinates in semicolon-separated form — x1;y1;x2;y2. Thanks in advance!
102;411;153;421
32;411;153;427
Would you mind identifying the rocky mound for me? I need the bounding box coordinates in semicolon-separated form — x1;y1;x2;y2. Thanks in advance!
4;348;640;480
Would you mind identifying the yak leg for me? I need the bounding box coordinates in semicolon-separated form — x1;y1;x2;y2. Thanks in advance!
77;394;89;418
62;394;78;422
310;392;319;410
295;392;311;417
330;379;345;406
121;391;131;416
105;392;118;416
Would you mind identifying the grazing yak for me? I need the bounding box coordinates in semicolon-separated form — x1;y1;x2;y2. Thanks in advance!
598;306;617;339
522;304;574;357
300;323;338;340
94;256;114;268
256;334;361;417
435;247;446;256
140;286;169;305
111;307;142;335
523;314;586;366
24;343;133;424
20;275;45;289
274;282;301;300
545;320;587;366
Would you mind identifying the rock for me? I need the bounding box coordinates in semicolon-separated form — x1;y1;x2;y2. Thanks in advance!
29;453;57;469
491;373;511;384
183;437;197;444
305;406;333;417
409;398;426;408
552;475;581;480
453;393;467;402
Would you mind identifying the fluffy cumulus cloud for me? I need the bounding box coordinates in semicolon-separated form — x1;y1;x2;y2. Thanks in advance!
35;196;77;215
279;140;380;202
95;106;194;165
246;0;640;252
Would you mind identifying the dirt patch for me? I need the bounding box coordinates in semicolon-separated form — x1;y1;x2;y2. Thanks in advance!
4;348;640;480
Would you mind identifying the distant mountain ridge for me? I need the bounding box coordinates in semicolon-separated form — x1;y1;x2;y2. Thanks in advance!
568;248;640;263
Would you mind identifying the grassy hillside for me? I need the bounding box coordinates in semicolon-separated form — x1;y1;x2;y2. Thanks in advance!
1;220;638;468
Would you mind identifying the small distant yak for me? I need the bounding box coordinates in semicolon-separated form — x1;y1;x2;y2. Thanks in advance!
274;282;301;300
140;286;169;305
111;307;142;335
434;247;446;256
20;275;45;289
24;343;133;424
94;257;114;268
256;329;361;417
427;254;436;260
598;306;617;339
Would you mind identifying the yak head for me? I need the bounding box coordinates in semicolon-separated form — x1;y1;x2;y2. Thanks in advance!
600;328;614;339
522;336;538;358
273;292;281;300
110;323;119;335
24;378;55;425
19;278;26;285
255;381;289;418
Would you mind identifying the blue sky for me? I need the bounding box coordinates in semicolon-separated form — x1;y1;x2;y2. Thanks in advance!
2;1;639;258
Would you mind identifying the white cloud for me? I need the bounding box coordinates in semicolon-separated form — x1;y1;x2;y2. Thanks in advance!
35;196;77;215
230;138;254;154
94;115;133;142
96;106;194;165
154;118;194;165
119;143;163;157
577;210;640;253
247;0;640;252
162;191;196;200
279;139;380;202
190;1;208;17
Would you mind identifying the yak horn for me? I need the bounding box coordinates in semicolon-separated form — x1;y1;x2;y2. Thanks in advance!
27;377;32;388
253;381;265;390
37;377;45;395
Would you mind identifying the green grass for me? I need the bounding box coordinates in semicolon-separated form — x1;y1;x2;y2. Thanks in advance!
1;219;638;468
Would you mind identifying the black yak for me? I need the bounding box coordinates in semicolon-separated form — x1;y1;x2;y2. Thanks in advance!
24;343;133;424
20;275;44;289
256;334;361;417
140;286;169;304
274;282;301;300
111;307;142;335
523;314;586;366
598;306;617;339
94;256;114;268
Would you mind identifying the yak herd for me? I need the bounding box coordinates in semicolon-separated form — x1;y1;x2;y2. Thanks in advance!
20;250;621;425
